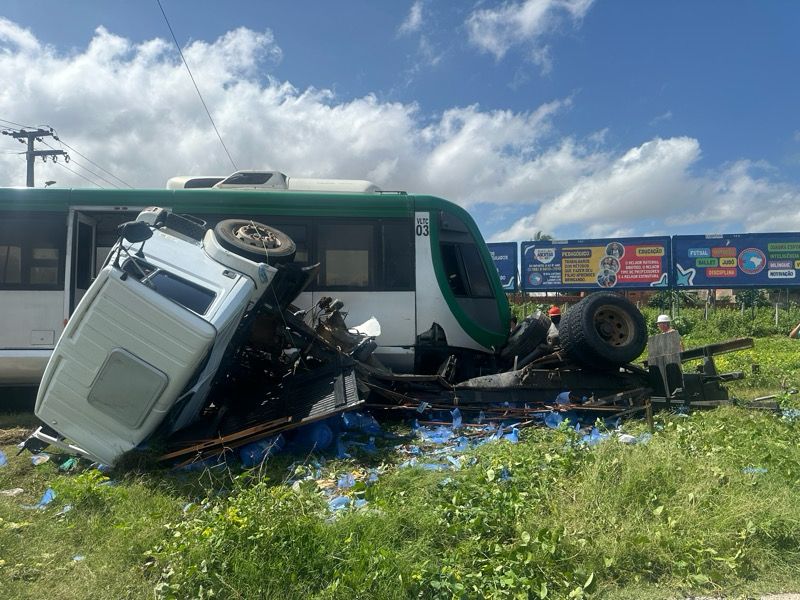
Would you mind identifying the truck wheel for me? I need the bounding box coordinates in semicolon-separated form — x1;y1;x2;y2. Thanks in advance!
560;293;646;369
499;312;551;361
214;219;296;263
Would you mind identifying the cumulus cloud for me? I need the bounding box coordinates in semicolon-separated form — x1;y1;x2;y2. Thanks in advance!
465;0;595;62
0;19;797;242
494;138;800;240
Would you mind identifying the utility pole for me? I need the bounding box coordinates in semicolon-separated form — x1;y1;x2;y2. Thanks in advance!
1;128;68;187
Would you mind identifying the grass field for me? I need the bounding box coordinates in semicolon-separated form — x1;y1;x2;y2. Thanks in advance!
2;306;800;599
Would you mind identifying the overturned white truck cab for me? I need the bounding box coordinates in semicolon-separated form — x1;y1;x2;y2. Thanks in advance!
30;208;360;465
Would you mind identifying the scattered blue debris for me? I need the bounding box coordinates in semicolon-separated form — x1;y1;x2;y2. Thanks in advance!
238;434;285;467
0;449;7;468
292;422;334;451
337;473;356;489
581;427;609;446
782;408;800;421
743;466;768;475
328;496;351;510
23;487;56;510
555;391;572;405
341;412;381;434
503;428;520;443
56;503;73;516
450;408;462;430
72;555;85;562
30;453;50;466
544;412;563;429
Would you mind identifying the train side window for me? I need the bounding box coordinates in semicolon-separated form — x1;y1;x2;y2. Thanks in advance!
30;247;60;285
317;222;374;288
0;245;22;284
381;220;413;290
0;214;65;290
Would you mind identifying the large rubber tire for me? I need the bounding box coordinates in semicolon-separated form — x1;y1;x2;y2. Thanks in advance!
560;292;647;369
500;311;551;361
214;219;296;264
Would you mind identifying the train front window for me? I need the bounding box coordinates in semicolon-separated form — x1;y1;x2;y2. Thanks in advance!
440;242;494;298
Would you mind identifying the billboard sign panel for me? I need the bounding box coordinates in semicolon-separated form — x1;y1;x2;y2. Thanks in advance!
672;233;800;287
487;242;518;291
521;237;670;291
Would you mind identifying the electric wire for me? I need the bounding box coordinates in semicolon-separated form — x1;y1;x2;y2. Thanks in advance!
50;160;105;188
52;135;134;188
0;117;36;129
155;0;238;171
40;141;120;188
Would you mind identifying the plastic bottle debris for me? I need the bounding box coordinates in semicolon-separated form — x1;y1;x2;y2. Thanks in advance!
581;427;609;446
503;428;520;443
293;422;334;451
742;466;768;475
450;407;462;430
544;412;563;429
56;504;73;516
341;412;382;434
416;401;431;413
30;453;50;466
72;555;85;562
618;433;638;444
0;449;7;467
328;496;351;510
337;473;356;489
23;487;56;510
555;391;572;405
477;410;486;424
238;434;285;468
782;408;800;421
418;425;453;444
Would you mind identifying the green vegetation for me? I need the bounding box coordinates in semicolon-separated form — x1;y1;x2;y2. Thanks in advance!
2;306;800;599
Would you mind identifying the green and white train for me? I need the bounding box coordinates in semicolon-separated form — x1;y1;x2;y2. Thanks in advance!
0;176;510;385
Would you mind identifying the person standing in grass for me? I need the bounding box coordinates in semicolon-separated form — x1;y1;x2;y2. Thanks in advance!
656;314;684;350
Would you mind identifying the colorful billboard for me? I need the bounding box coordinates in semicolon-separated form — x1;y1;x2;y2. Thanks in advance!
487;242;518;291
672;233;800;288
521;237;671;291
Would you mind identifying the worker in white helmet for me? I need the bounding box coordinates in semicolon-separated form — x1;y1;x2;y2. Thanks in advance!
656;314;683;350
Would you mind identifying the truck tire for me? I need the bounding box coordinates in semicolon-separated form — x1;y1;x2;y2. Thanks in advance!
500;312;551;361
560;293;646;369
214;219;296;264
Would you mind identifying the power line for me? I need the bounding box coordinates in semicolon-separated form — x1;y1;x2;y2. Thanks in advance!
155;0;238;171
51;133;134;188
41;140;121;189
51;159;105;188
0;117;35;129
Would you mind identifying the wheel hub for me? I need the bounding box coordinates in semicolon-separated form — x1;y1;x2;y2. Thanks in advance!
593;306;635;347
234;224;280;250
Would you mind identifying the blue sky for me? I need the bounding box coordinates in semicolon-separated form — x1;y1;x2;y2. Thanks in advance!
1;1;799;242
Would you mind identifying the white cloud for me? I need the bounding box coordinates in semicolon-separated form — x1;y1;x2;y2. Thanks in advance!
0;20;797;243
495;138;800;240
465;0;595;61
398;1;424;36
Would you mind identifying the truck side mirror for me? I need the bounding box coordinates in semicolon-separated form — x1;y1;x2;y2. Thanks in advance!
117;221;153;243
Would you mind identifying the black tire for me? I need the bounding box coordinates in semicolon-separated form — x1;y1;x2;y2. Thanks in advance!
500;311;551;361
560;292;647;369
214;219;296;264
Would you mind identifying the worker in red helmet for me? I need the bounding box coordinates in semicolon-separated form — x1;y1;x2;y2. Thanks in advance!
546;305;561;345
